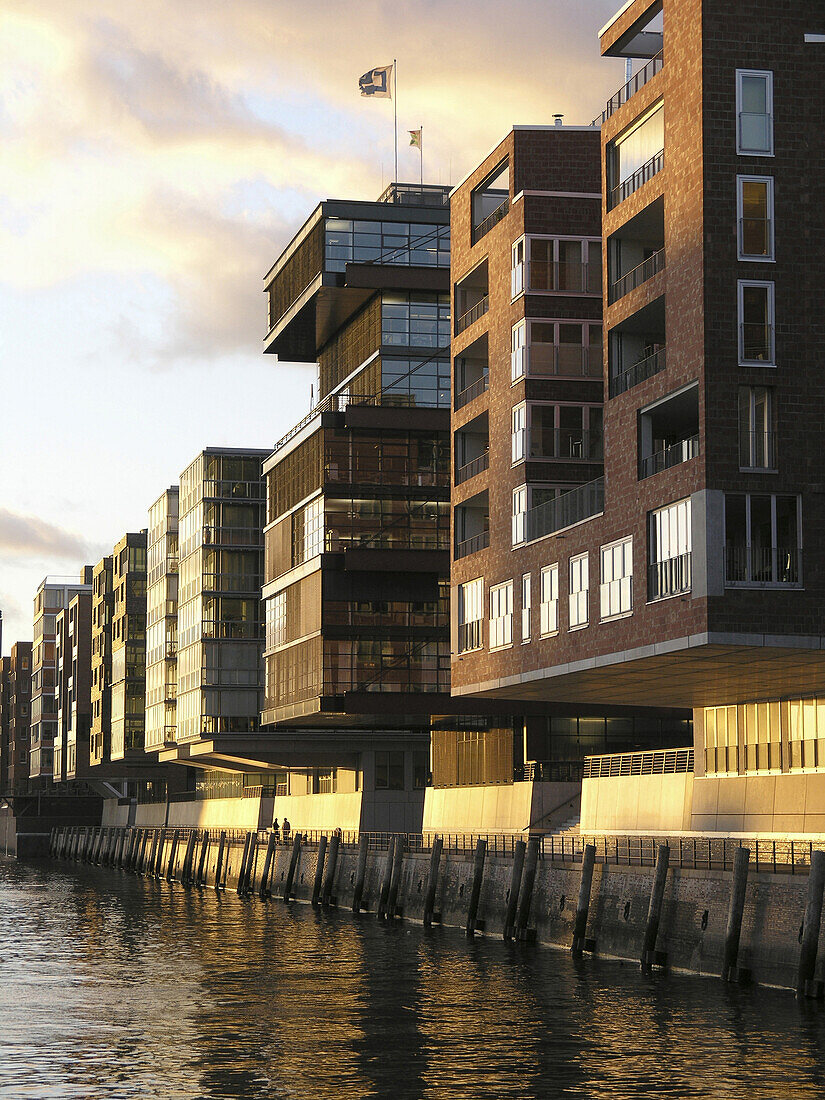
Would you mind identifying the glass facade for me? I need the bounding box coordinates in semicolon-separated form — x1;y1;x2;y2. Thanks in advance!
145;489;179;752
325;219;450;272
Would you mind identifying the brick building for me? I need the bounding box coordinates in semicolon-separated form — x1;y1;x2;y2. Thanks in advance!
0;642;32;795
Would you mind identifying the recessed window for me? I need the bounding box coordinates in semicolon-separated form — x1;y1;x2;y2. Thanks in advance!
738;281;775;365
524;236;601;295
511;321;527;382
539;564;559;636
738;386;775;469
511;238;525;298
569;553;589;629
521;574;531;643
737;176;774;260
512;486;527;546
649;499;692;600
511;403;527;463
375;750;405;790
724;494;801;586
457;578;484;653
600;538;633;620
736;70;774;156
489;581;513;650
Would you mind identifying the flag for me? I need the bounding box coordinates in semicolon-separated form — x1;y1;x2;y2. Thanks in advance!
359;64;393;98
409;129;422;149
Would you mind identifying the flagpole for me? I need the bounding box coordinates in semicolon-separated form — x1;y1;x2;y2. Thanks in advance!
393;58;398;184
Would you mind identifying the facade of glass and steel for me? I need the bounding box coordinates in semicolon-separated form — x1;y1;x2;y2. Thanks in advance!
144;488;179;753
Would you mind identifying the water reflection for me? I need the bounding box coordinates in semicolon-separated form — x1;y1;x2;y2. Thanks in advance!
0;860;823;1099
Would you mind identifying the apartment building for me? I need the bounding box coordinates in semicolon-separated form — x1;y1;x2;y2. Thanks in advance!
456;0;825;834
0;643;32;795
53;592;92;783
144;488;179;754
90;556;114;770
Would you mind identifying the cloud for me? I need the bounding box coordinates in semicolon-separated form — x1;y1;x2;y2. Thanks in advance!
0;507;94;562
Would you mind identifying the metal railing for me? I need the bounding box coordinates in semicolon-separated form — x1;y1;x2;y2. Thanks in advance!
455;530;490;559
520;761;585;783
594;50;664;125
610;246;665;302
516;428;603;462
524;477;604;543
527;261;602;295
457;620;483;653
648;551;692;600
610;149;664;209
202;526;262;547
639;434;699;479
455;295;489;335
609;345;666;398
455;451;489;485
472;199;509;244
739;430;776;470
512;344;603;380
583;747;694;779
724;545;801;586
454;373;488;410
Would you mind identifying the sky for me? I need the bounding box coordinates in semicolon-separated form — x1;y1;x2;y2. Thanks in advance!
0;0;623;651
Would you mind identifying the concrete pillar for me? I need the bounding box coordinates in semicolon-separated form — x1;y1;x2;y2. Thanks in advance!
214;831;227;891
283;833;302;901
571;843;597;957
378;839;395;919
311;835;328;909
352;835;370;914
196;833;210;887
466;839;487;937
722;847;750;982
387;835;405;920
423;838;443;928
322;834;341;908
259;833;277;898
515;837;541;939
797;850;825;997
503;840;527;942
641;844;670;971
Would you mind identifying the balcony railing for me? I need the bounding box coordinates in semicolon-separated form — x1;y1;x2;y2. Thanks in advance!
472;199;509;244
201;573;263;594
648;552;692;600
639;434;699;479
725;545;801;586
511;344;602;380
610;149;664;209
202;526;262;547
455;530;490;560
740;323;774;363
595;50;664;125
739;430;776;470
516;428;603;462
519;760;585;783
527;261;601;295
454;373;489;411
455;452;489;485
609;345;666;398
455;296;489;336
457;620;483;653
524;477;604;543
163;725;177;743
583;747;693;779
609;246;665;303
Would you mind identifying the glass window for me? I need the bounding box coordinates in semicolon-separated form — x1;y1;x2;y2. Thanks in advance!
738;386;774;469
458;578;484;653
489;581;513;650
539;565;559;638
737;70;774;155
724;493;801;585
511;403;526;463
649;499;692;599
512;486;527;547
569;553;589;629
511;321;527;381
737;176;774;260
511;238;525;298
521;574;531;643
375;750;405;790
600;538;633;619
738;281;775;364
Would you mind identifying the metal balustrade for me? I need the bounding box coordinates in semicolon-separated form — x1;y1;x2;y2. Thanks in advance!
454;373;488;410
471;199;509;244
455;296;489;335
593;50;664;125
639;434;699;479
455;530;490;559
609;246;665;303
455;451;489;485
609;346;666;398
524;477;604;543
648;551;692;600
610;149;664;209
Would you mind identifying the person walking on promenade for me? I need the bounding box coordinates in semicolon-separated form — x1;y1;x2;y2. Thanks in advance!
282;817;291;844
273;818;280;842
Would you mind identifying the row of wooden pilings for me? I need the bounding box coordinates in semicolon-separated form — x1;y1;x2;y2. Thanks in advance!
49;827;825;996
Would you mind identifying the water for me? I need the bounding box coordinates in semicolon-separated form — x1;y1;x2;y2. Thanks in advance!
1;860;824;1100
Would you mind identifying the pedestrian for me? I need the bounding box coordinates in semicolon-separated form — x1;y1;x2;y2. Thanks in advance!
282;817;291;843
273;818;280;842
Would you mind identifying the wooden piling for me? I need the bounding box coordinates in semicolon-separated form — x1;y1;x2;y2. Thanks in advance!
571;843;596;956
148;830;160;877
387;836;405;920
352;835;370;914
311;836;328;908
181;832;196;885
283;833;302;901
321;834;340;907
196;833;210;887
503;840;527;942
259;832;277;898
797;849;825;997
466;839;487;937
515;837;541;939
136;830;148;874
641;844;670;970
722;846;750;981
166;830;180;882
214;831;227;891
377;839;395;919
423;837;443;928
235;833;251;895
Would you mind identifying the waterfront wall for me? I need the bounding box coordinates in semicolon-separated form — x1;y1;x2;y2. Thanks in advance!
422;781;580;834
49;825;825;995
581;773;694;832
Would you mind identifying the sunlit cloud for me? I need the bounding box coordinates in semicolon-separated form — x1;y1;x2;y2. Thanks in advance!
0;507;96;562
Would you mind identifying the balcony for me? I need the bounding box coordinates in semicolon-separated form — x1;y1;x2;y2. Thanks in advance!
610;345;666;398
455;373;488;410
455;530;490;559
639;434;699;479
455;452;489;485
472;199;509;244
595;50;664;125
471;158;509;245
725;545;801;587
648;552;691;600
455;332;489;409
518;427;603;462
524;477;604;543
455;296;489;336
527;261;601;295
512;344;602;380
610;246;665;303
610;149;664;210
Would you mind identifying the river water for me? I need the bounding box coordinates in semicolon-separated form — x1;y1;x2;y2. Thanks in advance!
2;859;824;1100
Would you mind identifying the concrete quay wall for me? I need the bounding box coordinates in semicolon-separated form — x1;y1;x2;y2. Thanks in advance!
50;826;825;996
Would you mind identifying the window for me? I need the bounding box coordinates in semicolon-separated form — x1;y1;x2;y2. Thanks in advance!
737;176;774;260
738;281;775;365
512;486;527;546
526;237;602;294
375;750;405;790
738;386;774;469
511;321;527;382
325;219;450;272
569;554;589;629
413;750;429;789
458;578;484;653
521;574;531;643
724;494;801;585
736;70;773;156
522;320;602;379
511;403;526;463
489;581;513;650
512;238;525;298
600;538;633;619
649;499;692;600
609;102;664;206
382;293;450;348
